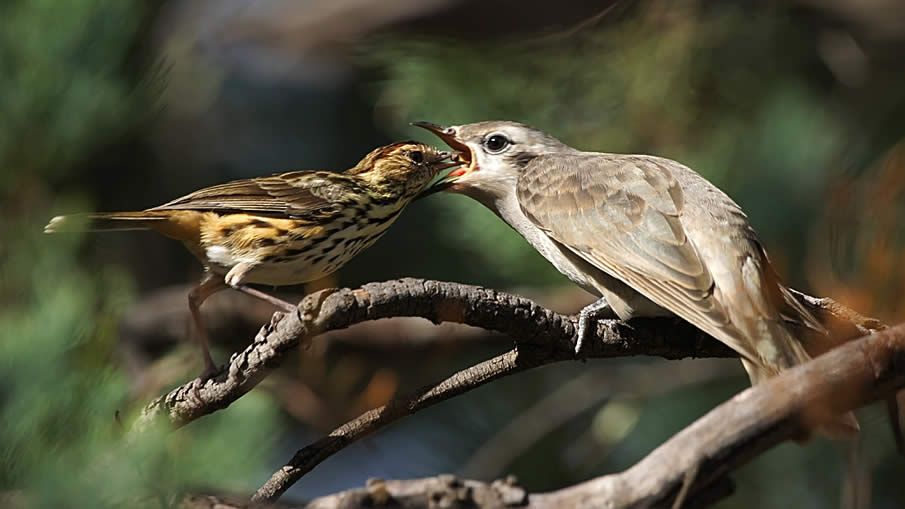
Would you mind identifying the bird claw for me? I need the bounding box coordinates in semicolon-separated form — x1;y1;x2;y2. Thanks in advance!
575;297;614;357
575;316;590;356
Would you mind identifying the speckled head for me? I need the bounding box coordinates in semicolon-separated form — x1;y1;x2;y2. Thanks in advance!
347;141;458;198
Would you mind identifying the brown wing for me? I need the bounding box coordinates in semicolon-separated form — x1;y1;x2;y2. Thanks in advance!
150;171;354;219
516;153;761;362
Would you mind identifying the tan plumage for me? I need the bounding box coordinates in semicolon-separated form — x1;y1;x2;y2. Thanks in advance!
517;154;796;369
416;120;858;439
46;141;456;378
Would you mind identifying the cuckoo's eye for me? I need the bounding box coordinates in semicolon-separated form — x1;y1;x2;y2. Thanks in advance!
483;134;511;153
407;150;424;163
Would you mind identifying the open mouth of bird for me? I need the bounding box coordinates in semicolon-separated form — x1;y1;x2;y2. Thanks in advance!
444;147;474;179
427;147;473;195
412;122;476;195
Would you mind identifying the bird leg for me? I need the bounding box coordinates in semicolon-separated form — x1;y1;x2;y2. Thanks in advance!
575;297;616;355
224;262;297;312
188;273;228;380
233;285;296;313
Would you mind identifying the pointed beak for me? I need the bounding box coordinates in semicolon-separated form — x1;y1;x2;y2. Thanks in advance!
412;121;475;197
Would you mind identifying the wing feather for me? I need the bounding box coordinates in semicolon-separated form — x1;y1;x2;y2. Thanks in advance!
150;171;351;219
517;153;760;361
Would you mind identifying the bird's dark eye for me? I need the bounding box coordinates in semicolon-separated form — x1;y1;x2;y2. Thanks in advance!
407;150;424;163
483;134;511;153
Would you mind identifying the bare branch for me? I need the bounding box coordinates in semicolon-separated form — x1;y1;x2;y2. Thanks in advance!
180;475;734;509
250;322;905;507
243;281;885;503
533;322;905;508
126;277;888;506
131;278;736;434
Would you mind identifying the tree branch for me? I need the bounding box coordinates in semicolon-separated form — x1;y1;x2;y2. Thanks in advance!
533;321;905;508
246;322;905;508
127;277;888;506
131;278;736;434
233;279;879;503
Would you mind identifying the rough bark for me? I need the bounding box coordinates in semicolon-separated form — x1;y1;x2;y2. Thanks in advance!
131;278;739;434
241;322;904;508
126;278;891;508
174;322;903;509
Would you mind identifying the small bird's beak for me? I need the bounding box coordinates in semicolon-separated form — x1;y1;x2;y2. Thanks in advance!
412;122;475;197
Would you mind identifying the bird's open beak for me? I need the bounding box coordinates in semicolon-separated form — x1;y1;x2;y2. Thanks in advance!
432;152;462;173
412;122;475;196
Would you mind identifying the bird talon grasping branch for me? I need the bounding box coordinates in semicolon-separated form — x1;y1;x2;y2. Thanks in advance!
45;142;460;379
575;296;616;355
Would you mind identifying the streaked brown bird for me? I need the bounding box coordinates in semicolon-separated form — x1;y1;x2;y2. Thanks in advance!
46;141;457;379
415;120;858;438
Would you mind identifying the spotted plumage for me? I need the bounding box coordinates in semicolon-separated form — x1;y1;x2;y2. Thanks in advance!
45;141;458;378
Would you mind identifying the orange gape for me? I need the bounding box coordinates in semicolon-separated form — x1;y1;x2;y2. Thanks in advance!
46;142;458;379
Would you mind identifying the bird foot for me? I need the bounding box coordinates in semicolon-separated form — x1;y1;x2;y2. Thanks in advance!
575;297;615;356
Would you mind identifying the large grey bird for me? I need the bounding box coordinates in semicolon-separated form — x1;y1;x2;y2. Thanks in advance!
415;120;858;438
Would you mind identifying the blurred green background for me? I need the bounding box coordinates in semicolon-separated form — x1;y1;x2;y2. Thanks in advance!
2;0;904;507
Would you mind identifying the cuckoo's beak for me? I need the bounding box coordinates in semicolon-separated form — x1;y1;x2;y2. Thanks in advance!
412;122;475;197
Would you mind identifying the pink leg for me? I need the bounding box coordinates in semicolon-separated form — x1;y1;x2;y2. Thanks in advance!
188;273;228;380
225;262;296;312
234;285;296;312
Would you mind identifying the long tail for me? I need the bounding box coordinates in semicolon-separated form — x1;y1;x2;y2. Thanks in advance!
741;318;861;440
44;211;170;233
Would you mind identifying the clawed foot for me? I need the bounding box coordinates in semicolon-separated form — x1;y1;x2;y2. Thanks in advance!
575;297;614;356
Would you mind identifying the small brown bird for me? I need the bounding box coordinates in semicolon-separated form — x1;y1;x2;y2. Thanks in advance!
415;120;858;438
46;141;457;378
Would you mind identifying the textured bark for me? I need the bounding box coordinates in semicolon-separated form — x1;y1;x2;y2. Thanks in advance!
243;323;904;508
173;322;904;509
126;278;891;508
182;475;734;509
132;278;739;434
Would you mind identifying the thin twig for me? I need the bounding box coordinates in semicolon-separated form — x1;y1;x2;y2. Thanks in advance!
244;281;886;503
245;322;905;508
126;277;886;505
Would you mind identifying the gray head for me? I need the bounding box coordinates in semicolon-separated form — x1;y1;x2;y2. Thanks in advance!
413;120;574;199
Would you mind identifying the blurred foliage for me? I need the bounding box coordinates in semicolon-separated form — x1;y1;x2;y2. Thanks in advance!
0;0;161;185
0;228;279;506
2;0;904;507
0;0;279;506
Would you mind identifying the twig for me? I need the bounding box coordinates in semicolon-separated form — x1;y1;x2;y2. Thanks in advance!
127;277;885;505
131;278;735;434
250;322;905;509
245;280;886;503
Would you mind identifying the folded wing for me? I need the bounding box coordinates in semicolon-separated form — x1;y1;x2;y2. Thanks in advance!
516;153;761;362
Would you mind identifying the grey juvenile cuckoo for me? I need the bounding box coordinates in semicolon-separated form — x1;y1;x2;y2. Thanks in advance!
415;120;857;438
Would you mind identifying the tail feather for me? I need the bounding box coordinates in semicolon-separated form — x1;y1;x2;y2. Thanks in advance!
742;320;861;441
44;212;168;233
